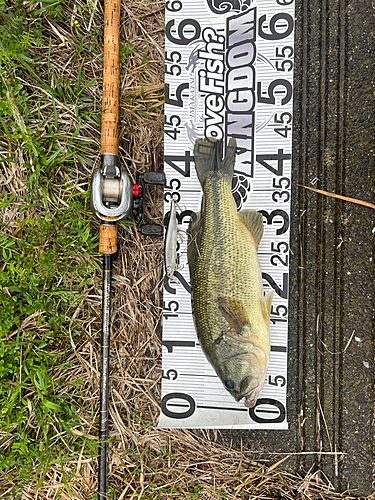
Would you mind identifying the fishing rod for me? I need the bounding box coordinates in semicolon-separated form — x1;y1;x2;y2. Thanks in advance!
90;0;165;497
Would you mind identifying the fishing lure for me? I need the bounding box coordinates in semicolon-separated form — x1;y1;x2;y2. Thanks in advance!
164;200;180;283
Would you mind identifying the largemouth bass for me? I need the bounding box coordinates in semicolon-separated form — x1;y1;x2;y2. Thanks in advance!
188;138;274;408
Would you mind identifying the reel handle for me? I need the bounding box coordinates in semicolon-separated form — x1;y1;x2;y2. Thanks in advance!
136;172;166;234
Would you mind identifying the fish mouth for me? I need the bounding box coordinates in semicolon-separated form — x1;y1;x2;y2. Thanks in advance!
244;389;261;408
237;376;265;408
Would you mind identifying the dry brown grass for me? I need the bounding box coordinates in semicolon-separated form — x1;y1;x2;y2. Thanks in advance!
0;1;374;499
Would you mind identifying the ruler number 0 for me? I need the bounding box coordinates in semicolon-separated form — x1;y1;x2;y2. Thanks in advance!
161;393;196;419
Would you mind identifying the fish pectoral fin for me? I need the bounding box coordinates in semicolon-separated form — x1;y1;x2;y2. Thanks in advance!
218;296;251;334
260;290;275;322
238;210;264;248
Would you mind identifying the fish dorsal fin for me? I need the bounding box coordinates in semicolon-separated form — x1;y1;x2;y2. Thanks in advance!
260;290;274;322
238;209;264;248
218;296;251;334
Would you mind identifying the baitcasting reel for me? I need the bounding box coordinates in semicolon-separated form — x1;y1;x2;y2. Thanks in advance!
90;153;165;238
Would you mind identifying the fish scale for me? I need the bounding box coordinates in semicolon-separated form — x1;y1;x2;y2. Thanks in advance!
192;179;262;345
188;138;273;407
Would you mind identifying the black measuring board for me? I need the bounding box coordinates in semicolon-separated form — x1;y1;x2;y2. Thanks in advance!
215;0;375;495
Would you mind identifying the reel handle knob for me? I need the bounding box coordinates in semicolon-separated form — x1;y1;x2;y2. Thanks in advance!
139;224;163;237
141;172;166;186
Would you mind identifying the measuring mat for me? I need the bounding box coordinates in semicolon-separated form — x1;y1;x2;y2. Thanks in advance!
160;0;295;429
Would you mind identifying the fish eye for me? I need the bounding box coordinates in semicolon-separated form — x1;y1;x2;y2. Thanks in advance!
225;379;235;390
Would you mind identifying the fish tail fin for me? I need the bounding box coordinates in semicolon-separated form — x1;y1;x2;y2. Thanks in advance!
193;137;237;185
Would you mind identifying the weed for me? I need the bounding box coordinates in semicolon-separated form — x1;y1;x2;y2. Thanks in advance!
0;198;98;485
0;0;166;497
0;4;100;490
0;0;45;77
120;41;136;63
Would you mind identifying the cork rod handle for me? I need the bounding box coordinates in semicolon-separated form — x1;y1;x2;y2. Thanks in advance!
99;0;121;255
101;0;121;156
99;224;117;254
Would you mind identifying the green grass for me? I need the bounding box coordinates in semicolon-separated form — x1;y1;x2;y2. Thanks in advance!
0;0;102;496
0;187;99;493
0;1;168;498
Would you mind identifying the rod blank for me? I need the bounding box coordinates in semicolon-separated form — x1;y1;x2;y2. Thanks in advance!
98;1;121;497
98;254;112;499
